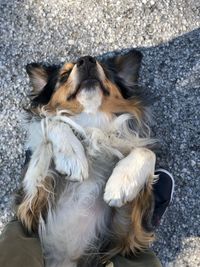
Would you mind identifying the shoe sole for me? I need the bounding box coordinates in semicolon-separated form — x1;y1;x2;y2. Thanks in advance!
155;168;175;202
155;168;175;219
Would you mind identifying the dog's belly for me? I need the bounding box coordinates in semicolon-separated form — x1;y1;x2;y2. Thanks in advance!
40;175;111;267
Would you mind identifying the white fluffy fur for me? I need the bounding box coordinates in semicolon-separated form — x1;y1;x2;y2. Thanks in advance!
77;87;103;113
23;111;156;267
23;118;53;203
72;111;111;129
23;141;53;200
40;175;109;267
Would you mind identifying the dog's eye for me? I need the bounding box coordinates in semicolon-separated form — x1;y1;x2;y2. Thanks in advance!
60;72;70;84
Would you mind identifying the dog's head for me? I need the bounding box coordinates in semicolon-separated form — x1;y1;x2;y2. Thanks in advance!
26;50;147;123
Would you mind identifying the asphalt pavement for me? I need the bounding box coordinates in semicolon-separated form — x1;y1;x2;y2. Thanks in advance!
0;1;199;266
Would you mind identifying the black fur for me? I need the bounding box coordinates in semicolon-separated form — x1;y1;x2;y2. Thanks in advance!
26;63;60;105
32;66;59;105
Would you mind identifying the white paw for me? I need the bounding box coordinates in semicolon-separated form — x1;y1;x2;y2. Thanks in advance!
54;151;88;182
104;148;156;207
104;167;135;207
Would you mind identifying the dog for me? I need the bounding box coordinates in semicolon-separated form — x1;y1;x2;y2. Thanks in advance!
16;49;157;267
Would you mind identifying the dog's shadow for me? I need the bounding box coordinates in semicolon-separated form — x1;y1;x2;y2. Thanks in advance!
99;28;200;266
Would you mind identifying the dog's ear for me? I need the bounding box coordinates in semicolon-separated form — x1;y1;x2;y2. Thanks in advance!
26;63;60;104
106;49;143;86
26;63;49;93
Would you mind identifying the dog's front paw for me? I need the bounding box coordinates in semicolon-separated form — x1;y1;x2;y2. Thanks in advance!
104;148;156;207
103;167;132;207
54;152;88;182
48;121;89;182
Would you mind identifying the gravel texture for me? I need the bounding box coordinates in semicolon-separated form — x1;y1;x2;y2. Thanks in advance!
0;0;200;266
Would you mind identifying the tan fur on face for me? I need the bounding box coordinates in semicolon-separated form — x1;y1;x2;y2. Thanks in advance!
60;63;74;75
17;176;54;232
103;79;123;99
100;79;144;121
45;84;84;114
41;64;145;125
42;64;84;114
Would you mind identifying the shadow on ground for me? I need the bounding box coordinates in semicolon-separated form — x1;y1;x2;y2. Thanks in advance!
99;28;200;266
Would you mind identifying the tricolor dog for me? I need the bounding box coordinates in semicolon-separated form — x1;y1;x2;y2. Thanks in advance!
17;50;157;267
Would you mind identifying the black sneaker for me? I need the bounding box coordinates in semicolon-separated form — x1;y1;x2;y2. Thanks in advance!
152;169;175;228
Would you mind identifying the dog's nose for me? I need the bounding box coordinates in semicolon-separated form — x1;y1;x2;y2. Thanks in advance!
77;56;96;68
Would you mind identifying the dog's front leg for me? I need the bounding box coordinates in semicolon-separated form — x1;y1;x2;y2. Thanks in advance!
48;120;88;182
17;119;88;231
104;147;156;207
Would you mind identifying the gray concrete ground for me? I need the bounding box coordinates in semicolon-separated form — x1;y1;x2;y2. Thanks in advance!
0;0;200;266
